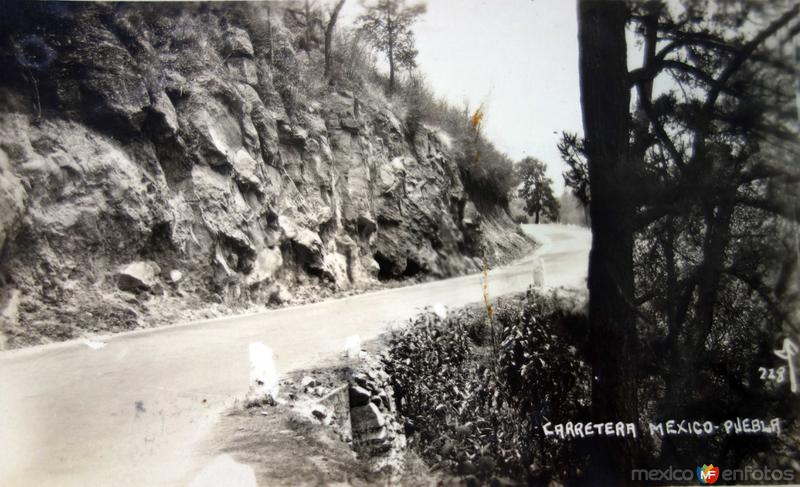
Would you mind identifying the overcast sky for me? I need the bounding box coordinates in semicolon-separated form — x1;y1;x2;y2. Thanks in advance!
340;0;582;194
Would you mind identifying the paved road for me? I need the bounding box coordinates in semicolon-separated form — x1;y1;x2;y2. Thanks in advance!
0;223;590;486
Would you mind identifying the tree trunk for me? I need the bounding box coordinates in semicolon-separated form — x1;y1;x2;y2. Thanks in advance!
689;204;732;356
578;0;639;483
535;211;540;224
305;0;312;51
267;4;274;65
388;50;395;93
324;0;346;78
660;200;732;464
387;10;395;93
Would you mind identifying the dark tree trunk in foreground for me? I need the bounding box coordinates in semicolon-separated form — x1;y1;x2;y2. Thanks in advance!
578;0;639;483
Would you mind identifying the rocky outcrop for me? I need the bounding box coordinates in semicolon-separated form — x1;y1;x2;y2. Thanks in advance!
0;3;532;346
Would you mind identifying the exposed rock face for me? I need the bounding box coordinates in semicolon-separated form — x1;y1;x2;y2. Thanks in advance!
0;148;26;253
0;3;532;346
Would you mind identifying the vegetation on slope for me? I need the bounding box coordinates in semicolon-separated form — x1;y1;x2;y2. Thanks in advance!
385;290;590;484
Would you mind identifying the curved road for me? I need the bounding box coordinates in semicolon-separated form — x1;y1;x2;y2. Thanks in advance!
0;223;590;486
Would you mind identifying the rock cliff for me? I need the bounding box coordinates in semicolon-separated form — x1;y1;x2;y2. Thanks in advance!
0;2;532;347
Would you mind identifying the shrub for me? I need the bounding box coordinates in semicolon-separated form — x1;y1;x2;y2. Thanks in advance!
385;290;590;483
329;30;380;91
397;75;516;209
494;292;591;480
456;135;516;209
402;74;435;137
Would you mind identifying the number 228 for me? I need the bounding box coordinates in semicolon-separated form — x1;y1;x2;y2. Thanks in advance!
758;366;787;383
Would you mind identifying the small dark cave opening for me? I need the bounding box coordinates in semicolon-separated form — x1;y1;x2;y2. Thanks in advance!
373;252;394;281
373;252;422;281
403;258;422;277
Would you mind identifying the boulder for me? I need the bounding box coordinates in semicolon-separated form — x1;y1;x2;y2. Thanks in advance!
311;405;327;420
351;403;385;433
246;247;283;286
169;270;183;283
348;385;371;407
116;261;161;292
352;372;369;388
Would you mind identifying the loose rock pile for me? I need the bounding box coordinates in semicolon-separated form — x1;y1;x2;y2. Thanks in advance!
256;352;407;478
347;358;406;470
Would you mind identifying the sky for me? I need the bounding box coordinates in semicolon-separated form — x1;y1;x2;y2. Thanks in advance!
340;0;583;194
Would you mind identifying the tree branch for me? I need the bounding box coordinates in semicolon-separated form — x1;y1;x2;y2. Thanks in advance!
634;8;687;170
702;4;800;114
734;195;800;222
